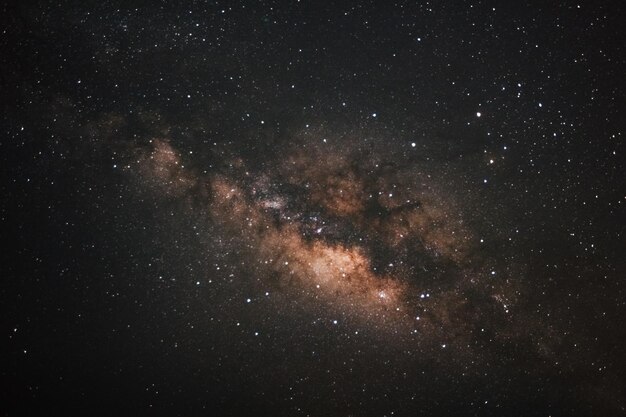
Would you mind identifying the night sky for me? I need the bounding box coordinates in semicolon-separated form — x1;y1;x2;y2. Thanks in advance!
2;1;625;416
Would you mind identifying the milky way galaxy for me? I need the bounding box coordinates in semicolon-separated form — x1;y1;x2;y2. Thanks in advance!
131;129;552;361
4;1;625;416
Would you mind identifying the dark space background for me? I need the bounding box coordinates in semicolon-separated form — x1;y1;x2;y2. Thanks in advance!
1;1;625;416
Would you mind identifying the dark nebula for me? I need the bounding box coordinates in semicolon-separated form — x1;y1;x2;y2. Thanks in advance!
2;1;625;416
